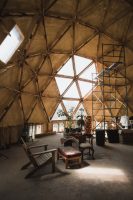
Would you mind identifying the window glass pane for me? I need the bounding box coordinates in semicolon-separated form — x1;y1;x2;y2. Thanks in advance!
63;100;79;114
55;77;72;95
52;104;67;120
74;55;92;75
64;82;80;98
59;122;64;132
0;25;24;64
36;125;42;135
53;123;58;132
80;63;96;80
74;104;87;119
78;80;92;97
58;58;74;76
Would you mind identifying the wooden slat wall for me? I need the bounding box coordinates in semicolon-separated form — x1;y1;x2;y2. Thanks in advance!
0;125;23;147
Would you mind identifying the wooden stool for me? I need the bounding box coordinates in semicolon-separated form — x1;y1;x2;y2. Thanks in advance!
58;146;81;168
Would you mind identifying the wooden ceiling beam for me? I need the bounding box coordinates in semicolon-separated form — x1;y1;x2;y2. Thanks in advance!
77;61;94;77
60;101;67;115
62;97;80;101
0;94;18;121
18;94;25;122
35;75;50;122
77;0;100;18
104;8;132;29
120;14;133;43
49;23;72;50
49;100;60;120
75;31;98;52
0;0;8;14
78;19;133;53
44;0;58;14
42;16;54;73
75;80;82;98
55;74;72;79
26;98;37;122
73;101;81;116
78;78;96;84
61;80;74;98
100;0;111;28
115;87;132;115
96;33;101;60
0;85;20;93
45;13;71;21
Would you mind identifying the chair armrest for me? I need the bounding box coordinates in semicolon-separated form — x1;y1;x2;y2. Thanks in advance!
29;144;48;149
32;149;57;156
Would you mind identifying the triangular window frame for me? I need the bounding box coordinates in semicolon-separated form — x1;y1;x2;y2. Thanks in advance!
0;24;24;64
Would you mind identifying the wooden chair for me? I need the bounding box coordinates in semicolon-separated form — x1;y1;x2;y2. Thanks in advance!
63;136;79;148
61;135;94;160
20;137;57;178
78;134;94;160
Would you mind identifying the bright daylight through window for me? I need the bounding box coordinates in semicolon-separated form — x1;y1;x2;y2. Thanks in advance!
0;24;24;64
52;55;97;120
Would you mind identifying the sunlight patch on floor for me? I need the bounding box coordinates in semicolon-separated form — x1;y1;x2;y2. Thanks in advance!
74;166;129;183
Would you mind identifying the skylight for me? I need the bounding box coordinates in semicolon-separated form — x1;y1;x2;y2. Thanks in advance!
55;77;72;95
53;55;97;121
64;82;80;98
0;25;24;64
73;104;87;119
74;55;92;75
55;55;96;100
78;80;92;97
52;104;67;120
58;58;74;76
80;63;96;80
63;100;79;113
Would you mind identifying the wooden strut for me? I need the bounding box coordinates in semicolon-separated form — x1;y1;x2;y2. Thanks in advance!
0;3;133;124
26;98;37;122
1;3;133;51
0;94;18;122
15;15;112;104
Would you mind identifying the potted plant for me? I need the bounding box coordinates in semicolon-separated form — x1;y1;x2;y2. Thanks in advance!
57;107;74;134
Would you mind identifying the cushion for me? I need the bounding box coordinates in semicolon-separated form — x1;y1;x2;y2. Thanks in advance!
80;143;91;148
58;147;81;158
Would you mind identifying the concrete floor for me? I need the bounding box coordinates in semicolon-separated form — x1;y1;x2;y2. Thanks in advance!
0;133;133;200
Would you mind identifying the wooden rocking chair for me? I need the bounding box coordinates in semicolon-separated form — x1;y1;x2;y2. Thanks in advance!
20;137;57;178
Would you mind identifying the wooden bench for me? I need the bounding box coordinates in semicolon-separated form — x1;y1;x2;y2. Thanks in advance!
57;146;81;169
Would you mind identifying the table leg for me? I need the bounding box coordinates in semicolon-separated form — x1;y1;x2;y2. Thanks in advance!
65;159;68;169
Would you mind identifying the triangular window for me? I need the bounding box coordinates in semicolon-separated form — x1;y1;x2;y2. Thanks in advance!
55;77;72;95
57;58;74;76
64;82;80;98
63;100;79;114
55;56;97;99
80;63;96;80
78;80;92;97
74;55;92;75
0;25;24;64
52;104;66;120
73;104;87;119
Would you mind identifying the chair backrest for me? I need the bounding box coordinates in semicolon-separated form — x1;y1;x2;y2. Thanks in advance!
63;137;79;148
86;134;94;145
78;134;94;146
78;135;86;144
20;137;38;167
